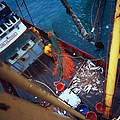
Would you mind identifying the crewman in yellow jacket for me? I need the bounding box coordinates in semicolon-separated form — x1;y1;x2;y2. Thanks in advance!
44;44;53;57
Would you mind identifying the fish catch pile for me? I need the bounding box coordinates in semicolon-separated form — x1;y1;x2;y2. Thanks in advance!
69;60;105;96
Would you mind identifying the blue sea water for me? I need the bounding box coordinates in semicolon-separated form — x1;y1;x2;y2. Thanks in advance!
3;0;115;60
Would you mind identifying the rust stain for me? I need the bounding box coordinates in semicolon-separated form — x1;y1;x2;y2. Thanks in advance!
0;103;10;111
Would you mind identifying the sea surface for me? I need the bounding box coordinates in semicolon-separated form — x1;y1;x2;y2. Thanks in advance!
4;0;116;61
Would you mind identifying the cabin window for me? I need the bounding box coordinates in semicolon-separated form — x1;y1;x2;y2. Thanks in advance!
10;16;16;23
22;43;30;51
15;14;19;20
0;29;2;34
9;26;14;32
10;53;19;60
0;32;7;39
5;19;12;27
0;24;7;31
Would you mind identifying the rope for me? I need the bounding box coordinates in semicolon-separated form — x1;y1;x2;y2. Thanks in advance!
60;0;70;10
99;0;106;41
33;80;57;97
92;0;106;49
95;0;103;42
116;68;120;88
93;0;102;28
91;0;96;27
60;0;92;41
90;0;103;36
96;0;106;42
53;52;106;61
15;0;24;18
16;0;24;14
105;0;112;82
104;0;113;104
23;0;34;25
95;12;100;42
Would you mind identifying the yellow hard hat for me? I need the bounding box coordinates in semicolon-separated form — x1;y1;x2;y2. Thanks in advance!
48;44;52;47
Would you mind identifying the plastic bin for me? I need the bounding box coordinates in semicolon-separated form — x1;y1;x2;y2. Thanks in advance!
56;83;64;92
76;104;89;115
86;111;97;120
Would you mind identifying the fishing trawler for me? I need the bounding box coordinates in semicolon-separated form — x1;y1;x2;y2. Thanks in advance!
0;1;120;120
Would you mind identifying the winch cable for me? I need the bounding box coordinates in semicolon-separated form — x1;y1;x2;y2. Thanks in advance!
91;0;96;28
104;0;113;107
95;12;100;43
99;0;106;41
92;0;102;30
22;0;34;26
105;0;113;81
116;69;120;88
15;0;24;18
16;0;24;14
92;0;105;50
95;0;106;50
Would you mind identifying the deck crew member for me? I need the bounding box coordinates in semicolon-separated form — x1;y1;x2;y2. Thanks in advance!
30;27;41;39
44;43;53;57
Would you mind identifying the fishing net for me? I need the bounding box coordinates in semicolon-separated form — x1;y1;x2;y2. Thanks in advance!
48;32;75;81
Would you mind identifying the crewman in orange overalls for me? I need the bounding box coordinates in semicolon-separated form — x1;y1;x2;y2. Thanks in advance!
44;43;53;57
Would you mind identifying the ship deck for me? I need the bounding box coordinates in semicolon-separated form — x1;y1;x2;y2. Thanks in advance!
13;51;120;117
22;52;105;111
23;53;83;93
